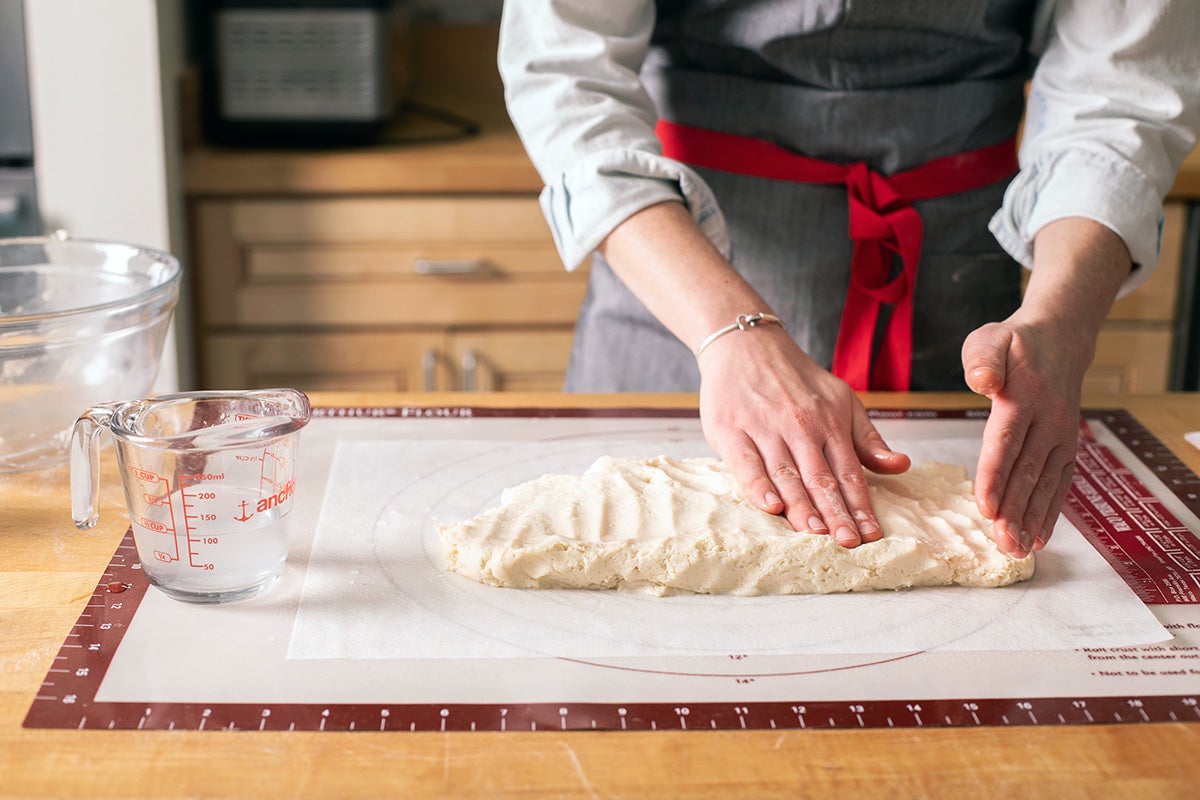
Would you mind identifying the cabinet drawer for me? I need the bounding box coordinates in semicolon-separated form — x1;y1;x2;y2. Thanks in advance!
229;278;588;327
1083;328;1173;394
204;331;450;392
246;242;563;281
193;198;587;328
231;196;553;244
203;327;579;393
448;328;576;392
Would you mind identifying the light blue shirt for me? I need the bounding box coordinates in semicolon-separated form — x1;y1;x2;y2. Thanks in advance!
499;0;1200;296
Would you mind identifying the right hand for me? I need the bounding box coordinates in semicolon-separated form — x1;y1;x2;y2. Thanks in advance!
697;324;910;547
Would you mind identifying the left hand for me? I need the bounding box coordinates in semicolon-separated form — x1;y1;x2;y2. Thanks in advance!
961;313;1091;559
962;217;1132;559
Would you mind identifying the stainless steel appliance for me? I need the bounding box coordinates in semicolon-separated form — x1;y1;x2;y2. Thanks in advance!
199;0;412;146
0;0;39;236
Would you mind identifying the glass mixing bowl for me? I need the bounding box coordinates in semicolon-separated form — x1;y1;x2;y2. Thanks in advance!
0;233;181;472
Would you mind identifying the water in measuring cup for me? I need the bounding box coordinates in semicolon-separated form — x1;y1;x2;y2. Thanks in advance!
130;485;290;604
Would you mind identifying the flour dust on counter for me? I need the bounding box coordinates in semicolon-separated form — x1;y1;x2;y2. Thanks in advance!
439;458;1033;595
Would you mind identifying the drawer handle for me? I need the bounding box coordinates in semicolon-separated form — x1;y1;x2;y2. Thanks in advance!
0;195;21;219
413;258;488;276
461;350;478;392
422;349;439;392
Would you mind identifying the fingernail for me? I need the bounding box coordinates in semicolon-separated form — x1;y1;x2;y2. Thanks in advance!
764;491;782;509
1002;534;1026;558
998;522;1023;555
854;511;881;537
1010;526;1031;557
834;526;858;546
984;493;1000;518
969;367;1000;394
808;516;827;534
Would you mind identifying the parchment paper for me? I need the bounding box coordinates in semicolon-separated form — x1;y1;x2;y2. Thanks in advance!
287;427;1169;661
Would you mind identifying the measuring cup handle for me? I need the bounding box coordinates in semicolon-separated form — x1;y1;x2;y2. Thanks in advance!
70;404;116;530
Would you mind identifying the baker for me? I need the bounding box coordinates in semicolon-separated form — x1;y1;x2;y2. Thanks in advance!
498;1;1200;558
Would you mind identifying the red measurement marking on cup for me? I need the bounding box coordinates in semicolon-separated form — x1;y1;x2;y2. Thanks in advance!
260;440;293;502
131;469;179;562
178;473;218;570
1064;411;1200;604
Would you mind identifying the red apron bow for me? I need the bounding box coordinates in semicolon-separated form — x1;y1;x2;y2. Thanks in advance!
655;119;1017;391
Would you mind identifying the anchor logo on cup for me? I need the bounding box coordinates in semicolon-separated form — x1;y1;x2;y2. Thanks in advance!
70;389;312;604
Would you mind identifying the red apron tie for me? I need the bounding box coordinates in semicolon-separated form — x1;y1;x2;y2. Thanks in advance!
655;119;1018;391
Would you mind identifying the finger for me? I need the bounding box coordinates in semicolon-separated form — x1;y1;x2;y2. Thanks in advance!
993;438;1054;558
756;441;826;534
795;445;868;548
1020;441;1076;546
824;439;884;544
1015;462;1059;549
974;399;1032;520
991;521;1026;559
961;323;1012;397
711;429;786;517
1035;459;1076;551
851;401;911;475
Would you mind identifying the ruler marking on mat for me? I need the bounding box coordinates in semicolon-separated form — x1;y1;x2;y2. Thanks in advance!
1066;411;1200;604
20;408;1200;733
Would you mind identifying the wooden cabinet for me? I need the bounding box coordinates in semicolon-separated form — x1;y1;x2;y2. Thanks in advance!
182;22;1199;395
182;23;588;394
182;19;1199;395
189;193;1192;394
1082;201;1187;394
190;195;587;392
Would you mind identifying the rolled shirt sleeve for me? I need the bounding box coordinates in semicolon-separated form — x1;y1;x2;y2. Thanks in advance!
503;0;1200;288
498;0;729;271
990;0;1200;296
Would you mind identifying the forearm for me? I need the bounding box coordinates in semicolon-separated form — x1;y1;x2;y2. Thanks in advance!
502;0;724;273
1017;216;1131;373
965;216;1131;557
601;200;906;545
991;1;1199;295
598;200;779;352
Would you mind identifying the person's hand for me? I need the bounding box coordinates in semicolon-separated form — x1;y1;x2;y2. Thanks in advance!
697;325;910;547
961;314;1091;559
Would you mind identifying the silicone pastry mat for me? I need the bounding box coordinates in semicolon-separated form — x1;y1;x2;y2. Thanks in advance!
23;408;1200;732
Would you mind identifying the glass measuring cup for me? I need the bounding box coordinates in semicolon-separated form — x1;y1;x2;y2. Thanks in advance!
70;388;311;604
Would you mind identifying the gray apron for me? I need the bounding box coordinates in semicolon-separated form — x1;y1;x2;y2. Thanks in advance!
565;0;1036;392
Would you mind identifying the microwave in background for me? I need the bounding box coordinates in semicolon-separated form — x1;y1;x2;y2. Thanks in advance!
195;0;413;147
0;0;39;236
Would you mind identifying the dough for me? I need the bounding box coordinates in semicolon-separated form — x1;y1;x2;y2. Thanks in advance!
438;456;1034;595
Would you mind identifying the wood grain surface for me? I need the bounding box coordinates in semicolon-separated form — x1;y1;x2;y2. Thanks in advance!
2;392;1199;799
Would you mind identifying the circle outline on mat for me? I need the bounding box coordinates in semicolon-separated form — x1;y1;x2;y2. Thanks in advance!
365;428;1031;677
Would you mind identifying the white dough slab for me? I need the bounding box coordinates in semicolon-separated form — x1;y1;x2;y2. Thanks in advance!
439;458;1033;594
287;431;1169;661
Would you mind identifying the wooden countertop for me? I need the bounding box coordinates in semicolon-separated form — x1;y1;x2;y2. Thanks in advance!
2;391;1199;799
181;121;544;196
181;121;1200;200
179;20;1200;200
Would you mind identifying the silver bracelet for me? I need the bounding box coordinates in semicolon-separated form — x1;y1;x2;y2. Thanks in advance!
695;312;785;357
